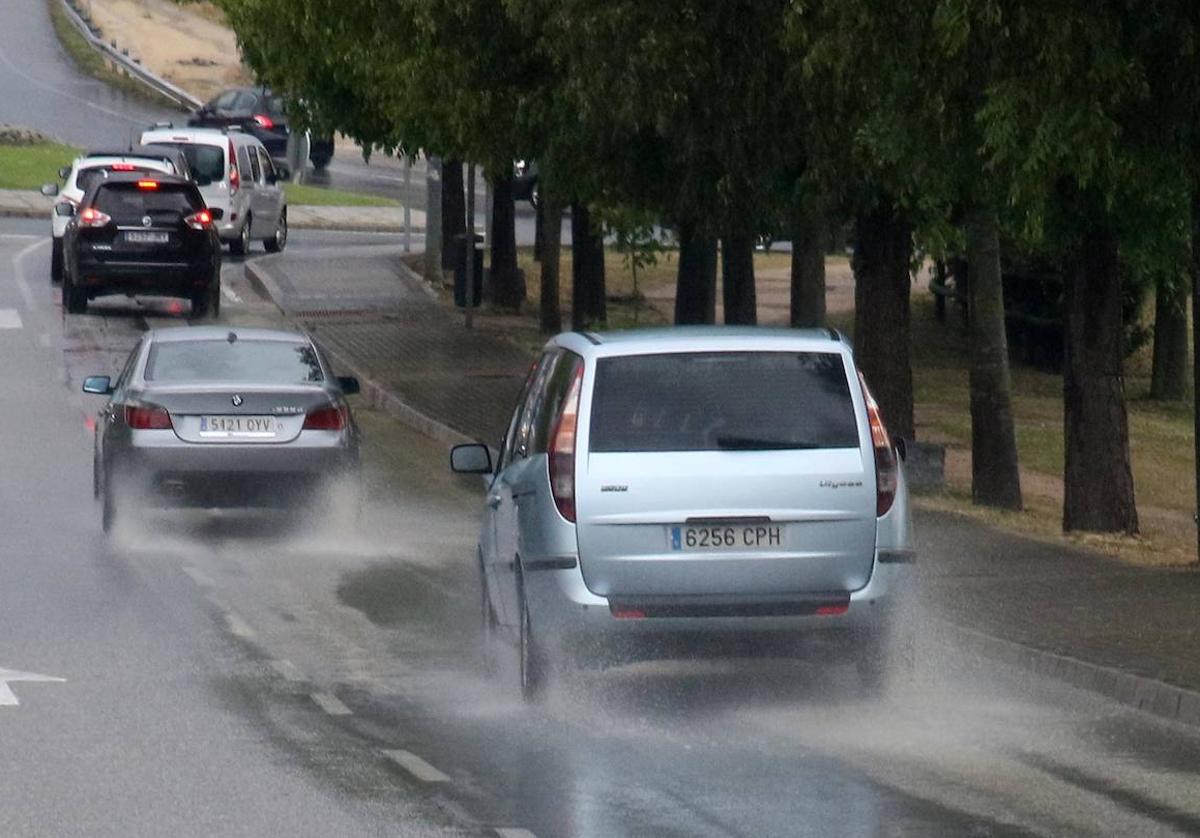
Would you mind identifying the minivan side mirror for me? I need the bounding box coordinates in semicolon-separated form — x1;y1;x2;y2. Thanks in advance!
337;376;360;396
41;183;59;197
450;443;493;475
82;376;112;395
208;207;224;220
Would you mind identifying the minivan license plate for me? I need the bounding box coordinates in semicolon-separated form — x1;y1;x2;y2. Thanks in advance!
199;415;280;438
670;524;782;551
125;231;168;244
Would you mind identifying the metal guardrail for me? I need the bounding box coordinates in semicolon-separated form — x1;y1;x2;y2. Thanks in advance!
58;0;203;111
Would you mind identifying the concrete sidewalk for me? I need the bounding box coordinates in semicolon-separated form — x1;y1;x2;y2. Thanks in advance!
0;187;425;233
246;245;1200;729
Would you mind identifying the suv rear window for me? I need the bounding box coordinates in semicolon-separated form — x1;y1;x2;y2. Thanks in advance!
144;340;325;385
77;166;158;194
93;183;202;224
589;352;859;452
155;142;224;184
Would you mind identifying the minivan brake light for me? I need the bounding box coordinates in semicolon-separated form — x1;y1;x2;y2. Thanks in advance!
858;372;898;517
548;361;585;523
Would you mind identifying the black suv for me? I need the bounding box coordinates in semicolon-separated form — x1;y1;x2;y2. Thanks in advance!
187;86;335;170
61;173;223;317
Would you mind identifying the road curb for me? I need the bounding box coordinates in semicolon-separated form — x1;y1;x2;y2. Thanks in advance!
934;617;1200;728
0;205;52;221
243;257;473;449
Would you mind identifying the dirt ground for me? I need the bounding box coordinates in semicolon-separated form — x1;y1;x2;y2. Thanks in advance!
84;0;248;101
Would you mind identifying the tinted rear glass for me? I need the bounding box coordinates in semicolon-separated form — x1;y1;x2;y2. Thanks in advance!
93;183;201;223
589;352;859;452
77;166;159;193
154;143;224;184
144;340;325;384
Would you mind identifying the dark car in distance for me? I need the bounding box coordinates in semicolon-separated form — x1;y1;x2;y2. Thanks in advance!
187;86;335;170
61;173;223;317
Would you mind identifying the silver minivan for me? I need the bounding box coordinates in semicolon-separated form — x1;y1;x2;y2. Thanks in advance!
140;127;288;255
451;328;914;699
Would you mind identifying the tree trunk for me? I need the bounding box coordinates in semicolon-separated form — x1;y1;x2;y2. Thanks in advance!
1150;273;1189;401
1191;187;1200;562
674;220;718;325
539;191;563;334
441;159;466;271
790;206;826;328
570;204;606;329
966;205;1022;509
489;173;523;310
1062;224;1138;534
852;206;915;441
721;235;757;325
533;196;546;263
424;157;443;283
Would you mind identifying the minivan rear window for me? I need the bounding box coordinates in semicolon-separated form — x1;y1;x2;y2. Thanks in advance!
154;142;224;184
589;352;859;452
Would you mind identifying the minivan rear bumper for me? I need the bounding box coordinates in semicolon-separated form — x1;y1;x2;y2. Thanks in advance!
524;550;910;647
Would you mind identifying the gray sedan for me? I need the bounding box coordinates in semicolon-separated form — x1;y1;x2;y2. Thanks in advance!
84;327;361;532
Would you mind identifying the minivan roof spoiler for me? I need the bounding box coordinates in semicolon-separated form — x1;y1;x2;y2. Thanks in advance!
575;331;603;345
826;328;841;342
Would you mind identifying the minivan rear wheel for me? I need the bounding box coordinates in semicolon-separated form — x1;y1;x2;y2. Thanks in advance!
230;216;251;256
478;557;500;677
518;574;547;701
264;208;287;253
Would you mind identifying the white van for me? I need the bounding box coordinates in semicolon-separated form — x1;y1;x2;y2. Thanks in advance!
139;127;288;255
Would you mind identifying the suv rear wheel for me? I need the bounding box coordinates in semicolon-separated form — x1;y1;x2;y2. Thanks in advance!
62;267;87;314
51;238;63;284
191;275;220;318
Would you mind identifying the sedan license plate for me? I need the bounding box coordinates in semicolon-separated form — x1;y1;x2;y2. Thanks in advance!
670;523;782;551
124;231;169;244
198;415;280;439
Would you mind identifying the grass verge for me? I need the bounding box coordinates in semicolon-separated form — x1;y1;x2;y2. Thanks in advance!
283;183;400;207
0;142;82;190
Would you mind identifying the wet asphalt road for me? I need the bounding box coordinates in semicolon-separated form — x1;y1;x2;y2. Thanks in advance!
3;217;1200;837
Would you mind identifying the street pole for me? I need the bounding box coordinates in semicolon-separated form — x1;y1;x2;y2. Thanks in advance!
424;156;442;283
465;161;476;330
403;158;412;254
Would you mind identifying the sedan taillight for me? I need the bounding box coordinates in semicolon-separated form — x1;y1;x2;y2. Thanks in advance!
184;209;213;230
125;403;173;430
79;207;112;228
303;404;347;431
858;372;897;517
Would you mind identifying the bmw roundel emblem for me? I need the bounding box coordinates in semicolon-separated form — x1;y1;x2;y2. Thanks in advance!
142;215;152;227
231;394;243;407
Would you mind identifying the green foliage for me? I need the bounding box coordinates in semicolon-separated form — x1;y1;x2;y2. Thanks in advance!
0;142;81;190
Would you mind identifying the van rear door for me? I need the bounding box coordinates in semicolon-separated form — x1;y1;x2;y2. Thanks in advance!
574;350;877;599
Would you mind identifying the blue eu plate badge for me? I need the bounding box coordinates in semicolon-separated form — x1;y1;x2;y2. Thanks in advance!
670;526;681;550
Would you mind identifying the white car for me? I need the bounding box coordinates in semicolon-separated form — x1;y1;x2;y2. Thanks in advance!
139;127;288;256
41;146;189;283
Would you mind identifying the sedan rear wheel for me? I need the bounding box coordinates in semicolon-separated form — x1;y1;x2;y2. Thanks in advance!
264;209;287;253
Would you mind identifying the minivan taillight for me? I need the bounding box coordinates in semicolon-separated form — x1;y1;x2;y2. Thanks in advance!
548;362;585;522
303;404;346;431
125;403;173;430
859;372;897;517
228;140;240;194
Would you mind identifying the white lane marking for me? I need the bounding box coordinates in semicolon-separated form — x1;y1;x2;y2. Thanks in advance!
382;749;450;783
311;692;352;716
225;612;256;639
269;659;305;682
11;238;47;311
181;565;215;587
495;830;539;838
0;234;39;240
0;309;22;329
0;667;67;707
220;285;243;304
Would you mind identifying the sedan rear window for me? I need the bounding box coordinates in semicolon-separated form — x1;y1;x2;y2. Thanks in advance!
93;183;201;224
144;340;325;384
589;352;859;452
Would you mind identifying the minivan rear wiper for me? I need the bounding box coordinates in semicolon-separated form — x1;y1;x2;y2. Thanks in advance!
714;435;821;451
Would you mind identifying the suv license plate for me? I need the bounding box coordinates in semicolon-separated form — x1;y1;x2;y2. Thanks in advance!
670;524;782;551
125;231;169;244
198;415;280;438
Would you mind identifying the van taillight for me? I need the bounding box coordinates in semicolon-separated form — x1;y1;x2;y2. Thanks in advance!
228;140;240;194
858;372;897;517
125;404;172;430
548;362;584;522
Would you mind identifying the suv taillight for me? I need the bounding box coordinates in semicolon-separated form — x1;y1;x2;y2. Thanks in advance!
78;207;111;228
548;362;585;522
125;403;172;430
303;404;347;431
228;140;240;194
859;372;897;517
184;209;213;230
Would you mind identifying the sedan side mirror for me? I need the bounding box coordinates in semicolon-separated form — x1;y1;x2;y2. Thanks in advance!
337;375;360;396
208;207;224;220
55;202;75;217
82;376;112;395
41;183;59;197
450;443;493;475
